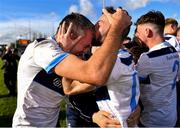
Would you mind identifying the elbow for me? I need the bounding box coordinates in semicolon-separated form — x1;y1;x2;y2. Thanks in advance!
90;71;108;86
63;89;72;95
63;90;70;95
95;77;107;86
64;91;75;95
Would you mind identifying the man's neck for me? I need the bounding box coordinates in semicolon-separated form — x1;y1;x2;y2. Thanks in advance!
147;36;164;49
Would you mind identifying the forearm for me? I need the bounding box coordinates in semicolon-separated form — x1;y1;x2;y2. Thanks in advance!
86;26;124;85
80;9;131;85
56;31;122;86
86;7;133;85
62;77;96;95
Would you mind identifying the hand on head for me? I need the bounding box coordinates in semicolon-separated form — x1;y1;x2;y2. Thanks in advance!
56;21;85;52
103;7;132;39
103;7;131;28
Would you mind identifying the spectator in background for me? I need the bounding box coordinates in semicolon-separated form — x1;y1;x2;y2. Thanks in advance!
135;10;180;127
1;45;19;96
176;27;180;43
164;18;179;51
12;48;20;84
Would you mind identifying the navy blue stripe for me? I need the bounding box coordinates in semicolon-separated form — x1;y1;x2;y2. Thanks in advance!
95;86;110;101
36;38;46;42
120;55;133;66
164;36;171;41
34;69;64;95
139;76;150;84
147;46;176;58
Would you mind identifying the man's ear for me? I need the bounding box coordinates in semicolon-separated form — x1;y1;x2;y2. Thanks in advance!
170;24;174;29
145;28;153;38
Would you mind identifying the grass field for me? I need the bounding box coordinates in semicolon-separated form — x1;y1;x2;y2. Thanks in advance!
0;59;66;127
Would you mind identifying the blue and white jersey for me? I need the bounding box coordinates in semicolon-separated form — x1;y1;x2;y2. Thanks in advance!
12;37;69;127
165;34;180;52
136;41;180;127
96;49;140;127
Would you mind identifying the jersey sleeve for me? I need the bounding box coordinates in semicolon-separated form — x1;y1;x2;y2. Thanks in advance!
33;39;69;73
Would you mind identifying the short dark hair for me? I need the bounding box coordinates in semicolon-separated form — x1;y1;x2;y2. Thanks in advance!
135;10;165;35
104;6;123;14
104;6;116;14
125;37;149;64
56;12;94;34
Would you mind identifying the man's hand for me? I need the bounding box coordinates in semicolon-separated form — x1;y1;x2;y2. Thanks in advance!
127;105;141;127
55;21;84;52
103;8;132;39
92;110;121;128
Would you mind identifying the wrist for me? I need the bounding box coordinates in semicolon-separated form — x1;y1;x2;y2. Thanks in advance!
108;27;123;42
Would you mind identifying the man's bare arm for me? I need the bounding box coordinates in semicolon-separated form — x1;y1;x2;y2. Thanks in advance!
62;77;96;95
54;9;131;85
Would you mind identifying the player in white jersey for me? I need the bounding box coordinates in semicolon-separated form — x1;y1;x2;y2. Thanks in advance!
63;7;140;128
164;34;179;51
95;7;140;127
12;11;132;127
13;37;67;127
164;18;179;51
95;49;140;127
135;11;180;127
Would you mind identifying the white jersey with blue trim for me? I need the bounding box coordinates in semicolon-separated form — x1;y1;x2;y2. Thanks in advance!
165;34;180;52
13;37;69;127
136;41;180;127
96;49;140;127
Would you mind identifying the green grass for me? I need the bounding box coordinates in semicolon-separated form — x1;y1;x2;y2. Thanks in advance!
0;59;66;127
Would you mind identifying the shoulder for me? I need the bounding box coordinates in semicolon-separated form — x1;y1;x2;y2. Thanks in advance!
36;38;46;42
164;35;179;50
117;49;134;66
164;34;176;41
118;49;132;59
138;52;150;64
33;37;62;51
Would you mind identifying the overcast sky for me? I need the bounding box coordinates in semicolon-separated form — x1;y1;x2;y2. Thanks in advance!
0;0;180;44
